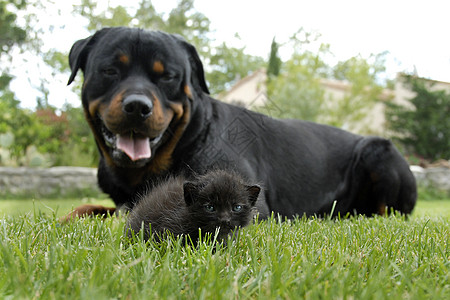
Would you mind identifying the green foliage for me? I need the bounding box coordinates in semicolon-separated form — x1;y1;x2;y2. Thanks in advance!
265;30;330;121
74;0;211;52
30;105;97;167
0;102;97;167
267;37;281;78
59;104;98;166
74;0;133;31
0;0;28;123
75;0;211;43
265;30;388;134
0;0;27;55
42;49;69;73
161;0;211;50
0;0;37;165
386;75;450;160
324;52;388;132
69;0;259;95
0;0;28;97
266;52;327;121
0;98;38;160
0;209;449;299
208;41;265;95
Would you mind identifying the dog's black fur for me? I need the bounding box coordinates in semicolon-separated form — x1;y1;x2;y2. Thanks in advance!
68;27;417;218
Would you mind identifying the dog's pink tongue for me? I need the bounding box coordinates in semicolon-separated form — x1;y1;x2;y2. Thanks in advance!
117;135;151;161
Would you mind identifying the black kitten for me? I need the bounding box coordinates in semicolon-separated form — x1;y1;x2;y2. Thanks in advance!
125;170;261;244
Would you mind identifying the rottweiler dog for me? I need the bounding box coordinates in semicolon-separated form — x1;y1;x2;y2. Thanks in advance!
67;27;417;218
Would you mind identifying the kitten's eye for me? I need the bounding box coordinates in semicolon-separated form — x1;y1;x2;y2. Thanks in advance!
204;204;215;212
232;205;243;212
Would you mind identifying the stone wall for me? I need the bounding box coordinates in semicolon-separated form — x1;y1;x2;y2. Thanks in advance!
0;166;449;198
0;167;100;198
410;166;450;192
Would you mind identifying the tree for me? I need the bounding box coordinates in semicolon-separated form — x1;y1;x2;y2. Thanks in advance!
386;75;450;160
0;0;27;96
74;0;135;32
208;40;265;95
265;28;388;134
0;0;34;165
161;0;211;51
265;29;330;121
267;37;281;78
73;0;210;53
0;0;98;166
70;0;264;95
324;52;388;133
0;0;27;55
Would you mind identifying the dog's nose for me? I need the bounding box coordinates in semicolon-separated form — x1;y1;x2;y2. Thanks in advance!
122;94;153;120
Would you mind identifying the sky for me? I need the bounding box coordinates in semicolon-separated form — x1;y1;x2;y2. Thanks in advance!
8;0;450;109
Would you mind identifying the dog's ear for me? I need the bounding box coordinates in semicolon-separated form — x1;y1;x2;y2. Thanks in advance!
175;37;210;95
67;36;92;85
67;28;112;85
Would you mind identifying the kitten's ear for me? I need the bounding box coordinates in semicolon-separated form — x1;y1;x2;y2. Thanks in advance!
246;185;261;206
183;182;199;206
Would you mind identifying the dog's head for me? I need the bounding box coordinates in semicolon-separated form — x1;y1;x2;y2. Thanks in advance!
68;27;209;170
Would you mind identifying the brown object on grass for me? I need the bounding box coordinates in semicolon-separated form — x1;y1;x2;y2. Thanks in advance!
60;204;116;223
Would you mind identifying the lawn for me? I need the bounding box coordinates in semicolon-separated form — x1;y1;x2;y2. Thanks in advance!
0;197;449;299
1;196;449;218
0;197;115;218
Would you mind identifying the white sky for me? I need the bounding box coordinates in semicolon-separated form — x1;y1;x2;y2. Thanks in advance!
8;0;450;109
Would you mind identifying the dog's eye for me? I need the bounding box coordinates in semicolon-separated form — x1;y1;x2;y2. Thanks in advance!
102;68;119;77
159;73;176;83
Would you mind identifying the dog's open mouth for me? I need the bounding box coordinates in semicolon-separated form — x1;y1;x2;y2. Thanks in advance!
101;123;164;162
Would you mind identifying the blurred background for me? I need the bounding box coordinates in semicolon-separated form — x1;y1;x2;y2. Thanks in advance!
0;1;449;205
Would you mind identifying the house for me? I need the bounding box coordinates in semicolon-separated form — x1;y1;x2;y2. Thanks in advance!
219;68;268;108
218;69;450;136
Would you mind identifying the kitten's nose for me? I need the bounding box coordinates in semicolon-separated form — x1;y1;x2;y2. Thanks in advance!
219;218;231;226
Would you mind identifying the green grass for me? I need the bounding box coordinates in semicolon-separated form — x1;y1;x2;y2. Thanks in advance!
0;197;115;218
0;198;449;299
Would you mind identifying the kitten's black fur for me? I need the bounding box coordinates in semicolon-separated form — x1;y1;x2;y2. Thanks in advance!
125;170;261;244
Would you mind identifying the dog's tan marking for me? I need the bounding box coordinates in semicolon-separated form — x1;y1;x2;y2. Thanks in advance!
147;101;190;174
153;61;164;74
60;204;116;223
147;92;174;134
84;93;123;167
103;90;126;130
87;98;102;119
377;203;387;216
119;54;130;65
85;98;113;166
184;85;193;100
